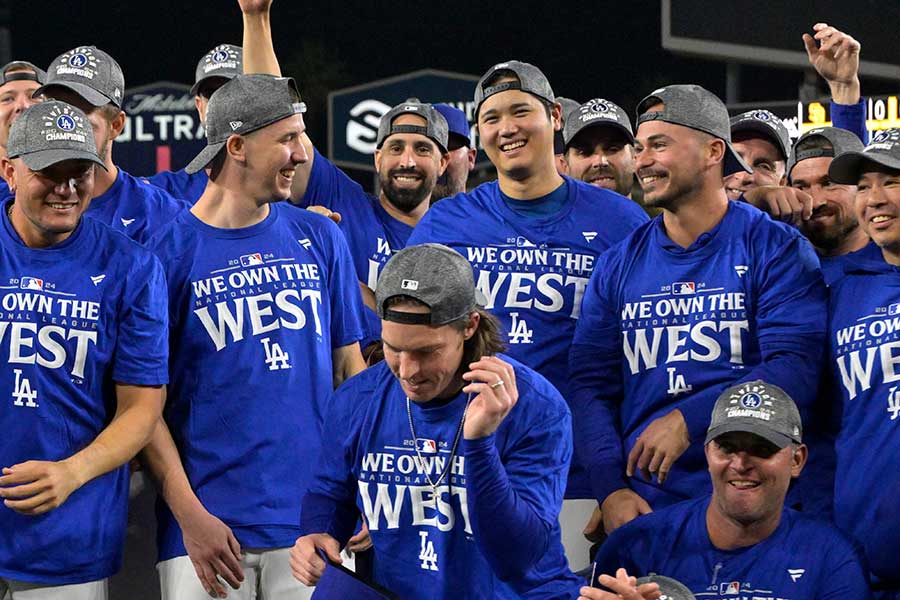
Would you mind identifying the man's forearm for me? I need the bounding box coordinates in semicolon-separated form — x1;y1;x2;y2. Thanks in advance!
63;383;163;489
140;417;207;523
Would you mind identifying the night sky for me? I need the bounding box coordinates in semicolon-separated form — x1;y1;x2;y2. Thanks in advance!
10;0;898;145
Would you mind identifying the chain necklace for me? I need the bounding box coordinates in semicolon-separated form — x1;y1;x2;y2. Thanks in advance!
406;392;472;494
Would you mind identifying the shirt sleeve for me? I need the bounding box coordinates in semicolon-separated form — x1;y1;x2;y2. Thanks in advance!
678;235;827;439
831;100;869;145
569;253;630;504
112;250;169;385
461;386;571;583
818;536;873;600
298;148;369;211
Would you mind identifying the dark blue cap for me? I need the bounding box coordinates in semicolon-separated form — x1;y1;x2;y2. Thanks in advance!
434;103;471;148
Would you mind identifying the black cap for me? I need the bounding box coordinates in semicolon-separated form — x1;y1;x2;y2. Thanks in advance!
637;84;752;176
787;126;865;177
730;109;791;162
829;128;900;184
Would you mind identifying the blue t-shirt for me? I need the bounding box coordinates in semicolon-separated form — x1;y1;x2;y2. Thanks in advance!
594;497;871;600
0;209;169;584
299;149;413;346
86;168;189;245
408;177;649;498
149;203;364;560
571;201;827;508
144;168;209;205
827;244;900;588
300;356;582;600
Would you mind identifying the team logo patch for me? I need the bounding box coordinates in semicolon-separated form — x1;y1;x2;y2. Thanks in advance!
401;279;419;291
672;281;695;295
68;53;88;68
240;253;263;267
20;277;43;291
415;438;437;453
752;110;771;121
740;392;763;408
56;115;76;132
212;49;229;63
589;99;611;113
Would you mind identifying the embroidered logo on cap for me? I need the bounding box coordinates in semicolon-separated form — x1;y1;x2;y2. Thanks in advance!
56;115;76;132
57;47;98;80
401;279;419;290
229;120;243;131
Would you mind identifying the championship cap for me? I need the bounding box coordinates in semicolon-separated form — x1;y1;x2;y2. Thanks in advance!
0;61;46;87
564;97;635;148
787;126;865;178
636;84;752;176
376;243;487;326
635;575;696;600
705;380;802;448
829;128;900;184
473;60;554;118
375;100;449;154
554;96;581;154
185;74;306;174
190;44;244;97
730;109;791;161
7;101;105;171
36;46;125;108
433;103;471;149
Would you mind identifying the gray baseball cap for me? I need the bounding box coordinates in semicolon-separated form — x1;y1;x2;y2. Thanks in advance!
829;128;900;184
185;74;307;174
36;46;125;108
7;101;105;171
473;60;554;119
375;100;449;154
557;97;581;124
637;84;752;176
376;243;487;326
787;126;865;178
705;380;802;448
730;109;791;162
1;61;46;87
636;575;696;600
564;98;635;148
190;44;243;97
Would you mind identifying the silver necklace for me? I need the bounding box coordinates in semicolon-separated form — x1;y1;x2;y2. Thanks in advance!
406;393;472;494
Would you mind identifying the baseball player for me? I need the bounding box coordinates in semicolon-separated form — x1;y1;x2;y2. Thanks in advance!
432;103;476;202
0;100;168;598
0;61;45;201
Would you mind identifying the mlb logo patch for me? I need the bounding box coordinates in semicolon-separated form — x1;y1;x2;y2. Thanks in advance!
401;279;419;291
889;303;900;316
719;582;740;595
20;277;43;291
672;281;695;295
415;438;437;453
240;253;263;267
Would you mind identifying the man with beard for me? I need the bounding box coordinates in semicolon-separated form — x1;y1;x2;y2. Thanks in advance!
432;103;476;202
563;98;636;198
570;84;825;536
35;46;189;244
788;127;869;283
590;381;870;600
145;44;243;204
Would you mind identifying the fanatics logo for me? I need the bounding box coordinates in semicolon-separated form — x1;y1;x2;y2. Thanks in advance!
734;265;749;277
120;217;135;227
672;281;695;295
90;274;106;286
297;238;312;250
240;253;264;267
788;568;805;582
20;277;43;291
582;231;598;243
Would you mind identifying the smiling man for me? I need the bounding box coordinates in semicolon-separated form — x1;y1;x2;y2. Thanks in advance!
407;61;648;569
0;61;45;200
563;98;636;198
571;84;826;536
825;128;900;599
591;381;870;600
0;101;168;599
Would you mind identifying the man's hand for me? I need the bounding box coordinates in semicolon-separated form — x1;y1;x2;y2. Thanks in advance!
0;460;81;515
462;356;519;439
181;507;244;598
306;205;341;225
583;504;606;543
290;533;342;586
237;0;273;15
580;568;662;600
347;520;373;553
803;23;861;104
742;186;813;227
626;409;690;485
600;489;652;534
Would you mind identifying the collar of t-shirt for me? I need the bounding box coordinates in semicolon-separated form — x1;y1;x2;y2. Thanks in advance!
500;179;569;218
1;199;86;254
655;200;734;254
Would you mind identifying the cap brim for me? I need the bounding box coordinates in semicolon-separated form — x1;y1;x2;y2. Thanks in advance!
19;149;107;172
189;73;237;97
34;81;113;107
705;422;795;448
829;151;900;185
724;141;753;176
731;121;788;160
184;142;226;174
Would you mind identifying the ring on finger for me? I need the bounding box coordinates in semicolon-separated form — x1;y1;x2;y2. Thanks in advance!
490;379;505;389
